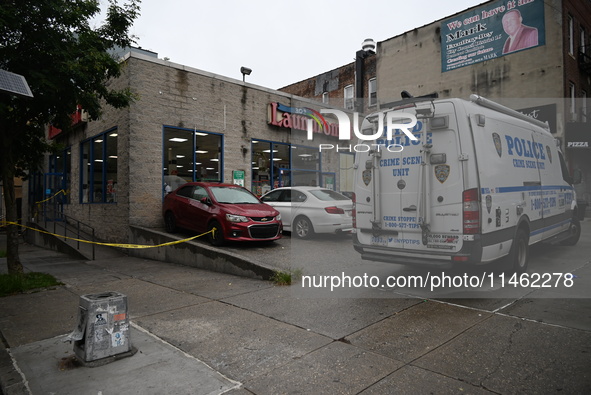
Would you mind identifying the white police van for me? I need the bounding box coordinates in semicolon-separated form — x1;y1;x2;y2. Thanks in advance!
353;94;581;272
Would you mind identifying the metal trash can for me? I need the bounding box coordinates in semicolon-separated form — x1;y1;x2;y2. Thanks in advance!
67;292;133;364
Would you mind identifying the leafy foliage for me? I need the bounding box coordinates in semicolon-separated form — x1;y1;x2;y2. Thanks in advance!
0;0;140;137
0;0;141;273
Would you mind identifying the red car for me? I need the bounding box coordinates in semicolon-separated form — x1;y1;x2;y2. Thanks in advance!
163;182;282;246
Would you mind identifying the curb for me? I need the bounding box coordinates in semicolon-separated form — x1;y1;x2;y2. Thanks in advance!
0;340;29;395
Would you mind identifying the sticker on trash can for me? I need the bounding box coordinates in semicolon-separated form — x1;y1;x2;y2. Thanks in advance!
114;313;126;321
95;313;107;325
112;331;125;347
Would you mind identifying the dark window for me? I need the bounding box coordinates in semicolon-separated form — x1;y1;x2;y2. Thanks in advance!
80;128;117;203
261;190;283;202
163;126;223;184
176;186;194;198
292;190;307;202
309;189;350;201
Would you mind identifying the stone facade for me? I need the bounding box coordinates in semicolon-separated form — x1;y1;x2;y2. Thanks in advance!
50;53;344;242
280;55;377;114
377;0;564;103
562;0;591;106
41;0;591;243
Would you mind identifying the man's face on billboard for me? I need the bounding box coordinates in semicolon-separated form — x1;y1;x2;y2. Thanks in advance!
502;11;522;36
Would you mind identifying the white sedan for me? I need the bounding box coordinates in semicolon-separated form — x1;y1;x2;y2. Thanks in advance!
261;187;353;239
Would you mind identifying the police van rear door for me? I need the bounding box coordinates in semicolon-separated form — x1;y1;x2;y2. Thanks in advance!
357;101;465;253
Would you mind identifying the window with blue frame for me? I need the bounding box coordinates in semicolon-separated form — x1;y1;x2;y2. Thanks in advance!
250;141;329;195
80;128;118;203
251;140;291;196
290;145;321;187
48;147;71;204
163;126;223;192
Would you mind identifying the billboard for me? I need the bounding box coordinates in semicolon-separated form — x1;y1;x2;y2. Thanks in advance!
441;0;545;72
516;103;557;133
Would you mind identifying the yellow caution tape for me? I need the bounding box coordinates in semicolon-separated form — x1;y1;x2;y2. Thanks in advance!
35;189;68;204
0;221;215;249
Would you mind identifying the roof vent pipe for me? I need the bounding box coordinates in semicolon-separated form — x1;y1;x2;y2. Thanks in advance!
361;38;376;53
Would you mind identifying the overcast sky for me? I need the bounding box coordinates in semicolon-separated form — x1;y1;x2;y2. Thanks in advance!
97;0;485;89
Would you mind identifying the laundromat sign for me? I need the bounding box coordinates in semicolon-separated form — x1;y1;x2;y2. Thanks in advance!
267;102;341;138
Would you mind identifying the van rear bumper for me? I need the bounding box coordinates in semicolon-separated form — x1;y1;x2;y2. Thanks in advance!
353;235;483;265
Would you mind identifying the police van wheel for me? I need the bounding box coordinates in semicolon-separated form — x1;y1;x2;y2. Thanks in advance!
509;229;529;273
560;218;581;246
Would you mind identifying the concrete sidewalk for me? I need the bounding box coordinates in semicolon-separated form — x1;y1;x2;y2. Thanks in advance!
1;235;590;394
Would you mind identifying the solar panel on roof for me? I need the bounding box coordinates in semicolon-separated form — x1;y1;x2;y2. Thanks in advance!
0;69;33;98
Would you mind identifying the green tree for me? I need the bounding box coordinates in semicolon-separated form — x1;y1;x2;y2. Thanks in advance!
0;0;140;273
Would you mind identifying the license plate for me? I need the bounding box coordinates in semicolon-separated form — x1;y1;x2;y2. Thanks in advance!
370;235;388;246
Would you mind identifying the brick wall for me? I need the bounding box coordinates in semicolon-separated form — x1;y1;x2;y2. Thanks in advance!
58;53;344;242
280;55;377;113
377;0;565;103
563;0;591;116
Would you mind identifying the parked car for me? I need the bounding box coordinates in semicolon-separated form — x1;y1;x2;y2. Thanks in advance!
163;182;282;246
260;187;353;239
339;191;354;200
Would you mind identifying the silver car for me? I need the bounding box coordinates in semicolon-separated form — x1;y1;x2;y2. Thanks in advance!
261;187;353;239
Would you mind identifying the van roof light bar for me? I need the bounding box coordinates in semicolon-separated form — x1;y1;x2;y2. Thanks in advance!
470;94;549;130
379;92;439;111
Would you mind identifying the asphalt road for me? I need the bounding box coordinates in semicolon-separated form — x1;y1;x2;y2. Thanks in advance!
219;223;591;306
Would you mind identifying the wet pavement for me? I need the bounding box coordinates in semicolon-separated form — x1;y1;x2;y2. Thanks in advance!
0;220;590;394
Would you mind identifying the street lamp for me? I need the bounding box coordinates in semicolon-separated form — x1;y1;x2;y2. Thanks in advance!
240;66;252;82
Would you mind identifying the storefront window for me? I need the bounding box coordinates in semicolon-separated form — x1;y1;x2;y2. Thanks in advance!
274;143;290;188
163;126;223;193
106;131;118;202
251;141;328;195
81;140;90;203
92;137;104;201
80;128;117;203
291;145;320;187
251;140;291;196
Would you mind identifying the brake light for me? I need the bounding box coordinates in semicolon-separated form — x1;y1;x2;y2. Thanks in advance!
325;206;345;214
462;188;480;234
352;192;356;228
